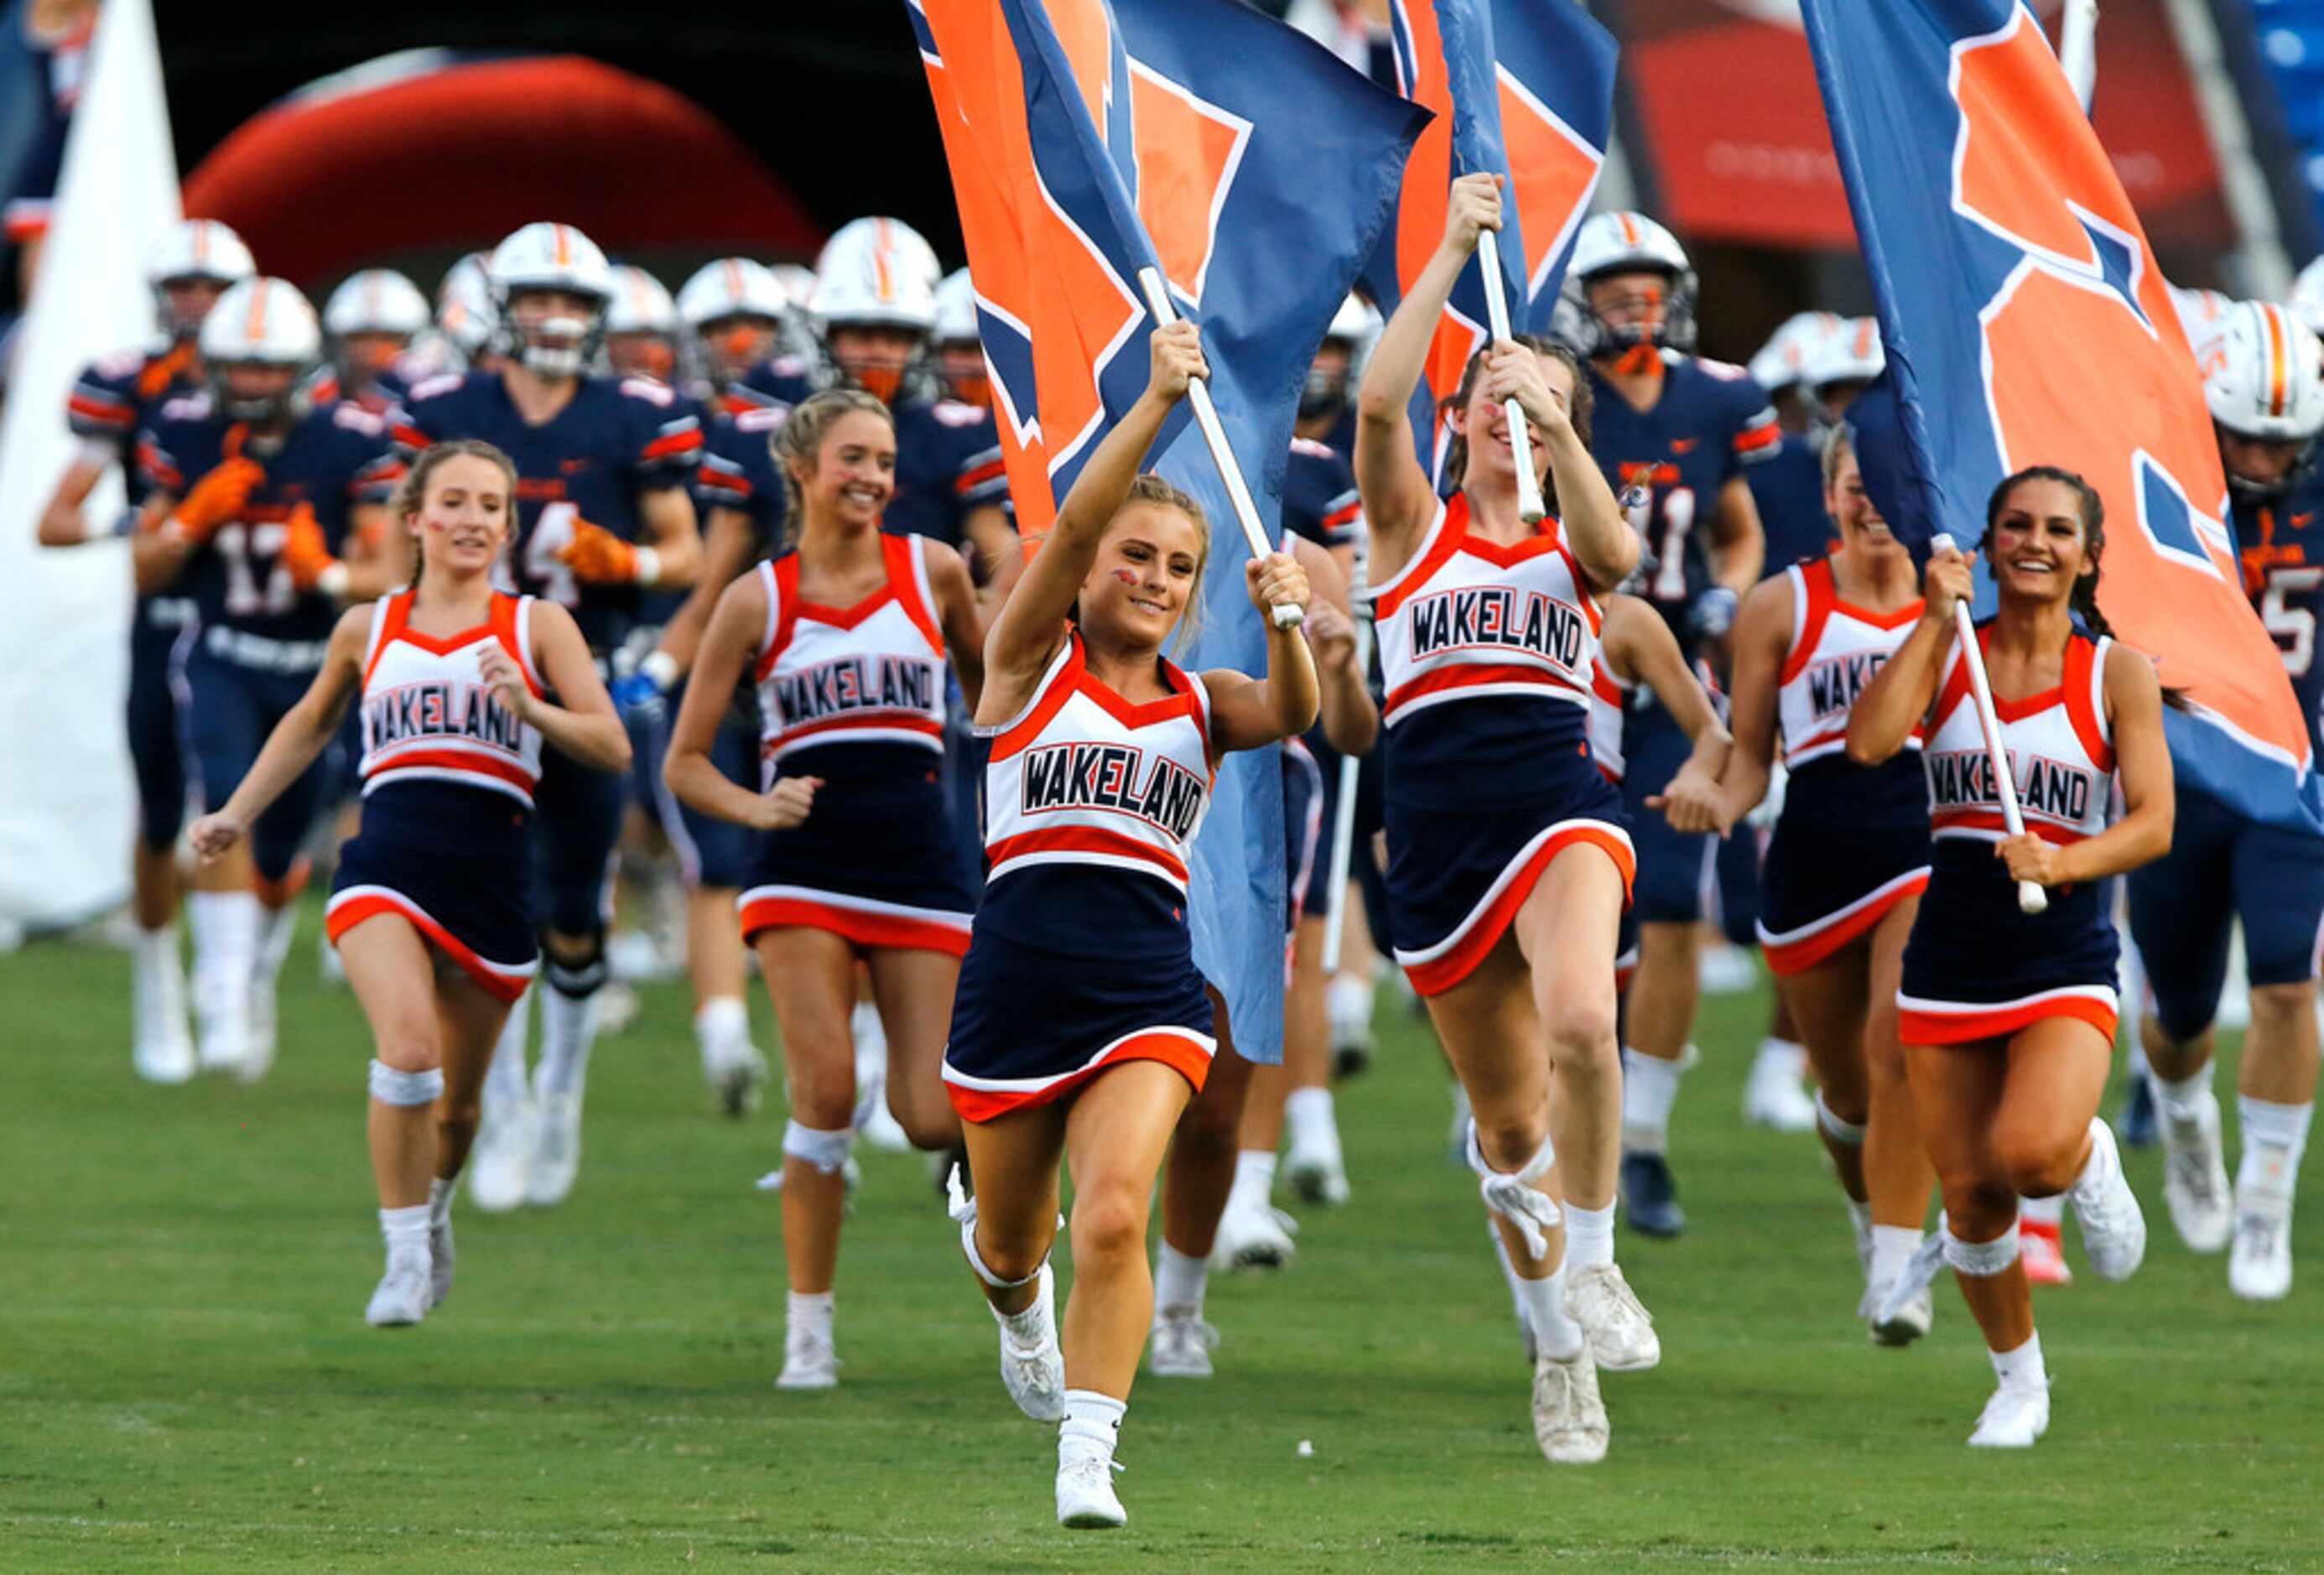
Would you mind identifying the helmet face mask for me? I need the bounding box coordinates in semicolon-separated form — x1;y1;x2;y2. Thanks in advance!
696;313;783;389
199;278;322;428
1300;338;1357;419
1559;211;1698;360
2217;425;2314;503
146;220;257;343
215;360;304;425
502;286;605;381
826;322;927;405
157;277;232;343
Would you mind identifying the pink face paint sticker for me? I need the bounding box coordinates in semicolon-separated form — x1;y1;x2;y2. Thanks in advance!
1111;568;1140;586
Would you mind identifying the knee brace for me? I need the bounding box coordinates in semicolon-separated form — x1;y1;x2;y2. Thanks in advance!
543;930;608;999
1464;1121;1562;1261
1815;1090;1868;1146
782;1119;856;1176
369;1059;445;1107
944;1164;1056;1290
1943;1218;2022;1278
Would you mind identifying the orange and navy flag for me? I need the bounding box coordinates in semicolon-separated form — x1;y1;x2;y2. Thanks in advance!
908;0;1423;1062
1802;0;2319;831
1362;0;1616;476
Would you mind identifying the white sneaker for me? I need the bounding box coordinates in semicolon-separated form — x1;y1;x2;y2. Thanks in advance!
193;984;252;1078
995;1266;1067;1420
1055;1443;1126;1529
1861;1276;1932;1346
1209;1192;1297;1271
1742;1044;1817;1133
2067;1120;2145;1281
702;1034;768;1118
776;1320;840;1390
1149;1308;1220;1378
240;977;278;1084
428;1209;455;1311
365;1257;430;1328
468;1099;533;1214
1284;1123;1351;1207
2161;1093;2232;1255
854;1003;911;1152
858;1091;912;1153
2229;1180;2294;1302
1967;1381;2050;1448
1566;1263;1660;1372
527;1091;583;1207
133;938;196;1084
1531;1347;1609;1464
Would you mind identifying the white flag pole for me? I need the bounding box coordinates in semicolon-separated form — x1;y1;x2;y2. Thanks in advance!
1931;533;2048;917
1474;228;1547;525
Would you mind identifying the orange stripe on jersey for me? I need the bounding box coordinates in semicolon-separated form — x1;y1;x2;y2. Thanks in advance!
1900;990;2117;1048
641;428;704;460
327;890;533;1003
2061;635;2113;772
1733;420;1782;455
1402;823;1635;997
738;892;971;956
367;747;538;793
946;1029;1213;1123
884;533;947;655
986;825;1191;886
767;711;945;750
1384;661;1587;717
1929;808;2090;845
1370;502;1471;619
1779;559;1836;685
986;641;1086;762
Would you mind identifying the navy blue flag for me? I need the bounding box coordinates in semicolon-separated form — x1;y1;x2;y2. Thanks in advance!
1801;0;2319;831
912;0;1425;1061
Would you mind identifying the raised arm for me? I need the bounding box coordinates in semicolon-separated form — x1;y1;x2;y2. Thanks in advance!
1998;642;2175;890
1849;546;1972;767
185;609;368;860
513;601;633;774
1479;343;1638;592
1355;173;1501;573
1201;553;1320;751
980;321;1206;709
1715;574;1791;825
1291;534;1376;756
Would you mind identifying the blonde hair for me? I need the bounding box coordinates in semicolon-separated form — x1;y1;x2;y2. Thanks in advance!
393;439;518;574
775;387;895;538
1821;422;1855;489
1077;473;1213;653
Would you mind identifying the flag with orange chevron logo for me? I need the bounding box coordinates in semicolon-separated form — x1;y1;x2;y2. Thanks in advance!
1802;0;2321;832
907;0;1424;1061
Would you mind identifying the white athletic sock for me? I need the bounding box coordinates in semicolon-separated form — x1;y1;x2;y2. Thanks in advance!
1563;1202;1615;1271
1755;1037;1808;1079
1871;1224;1923;1287
788;1289;834;1336
1061;1389;1126;1458
1284;1086;1336;1146
483;988;531;1115
695;995;749;1061
1230;1150;1278;1208
535;986;599;1099
1989;1331;2046;1390
253;901;297;988
1154;1244;1207;1318
378;1203;429;1269
1621;1047;1686;1154
1845;1195;1873;1243
187;891;261;1016
2020;1193;2065;1227
428;1174;459;1227
133;923;186;1004
2238;1097;2313;1198
1514;1261;1585;1362
2155;1065;2214;1126
1326;973;1375;1042
852;1000;888;1068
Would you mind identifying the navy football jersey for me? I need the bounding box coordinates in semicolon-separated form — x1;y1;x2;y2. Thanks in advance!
1749;431;1838;577
67;342;200;511
138;394;401;642
2236;477;2324;762
1586;351;1780;646
696;399;791;560
741;356;1009;553
1282;436;1362;551
396;370;702;652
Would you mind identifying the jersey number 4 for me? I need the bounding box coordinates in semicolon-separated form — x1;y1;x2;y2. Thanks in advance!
518;502;583;608
216;523;295;617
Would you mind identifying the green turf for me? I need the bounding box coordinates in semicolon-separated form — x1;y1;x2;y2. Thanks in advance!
3;914;2319;1572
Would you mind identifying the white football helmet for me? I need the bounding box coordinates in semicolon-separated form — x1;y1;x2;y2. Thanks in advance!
1304;292;1384;418
2207;301;2324;485
325;268;430;339
2289;256;2324;340
1561;210;1698;356
489;221;615;378
811;216;941;333
437;252;499;360
145;219;257;340
200;277;322;424
605;266;677;336
933;268;979;346
1748;311;1842;394
678;257;788;330
2171;284;2236;382
1809;315;1885;391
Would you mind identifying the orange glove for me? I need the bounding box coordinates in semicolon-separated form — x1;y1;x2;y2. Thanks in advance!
558;517;657;585
279;504;347;595
170;456;266;543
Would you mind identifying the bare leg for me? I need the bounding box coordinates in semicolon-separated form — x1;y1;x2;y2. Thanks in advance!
756;927;860;1296
1058;1062;1198;1399
865;948;967;1151
340;915;444;1209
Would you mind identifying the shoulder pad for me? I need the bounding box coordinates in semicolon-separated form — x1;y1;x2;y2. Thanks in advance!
330;403;388;436
91;348;145;381
158;391;213;422
926;398;988;429
407;372;465;403
1693;356;1751;382
618;376;677;407
736;404;791;434
770;353;811;377
1288;436;1338;460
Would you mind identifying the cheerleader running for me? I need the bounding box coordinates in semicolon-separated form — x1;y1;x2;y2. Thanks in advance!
663;388;987;1390
1356;174;1646;1463
1720;425;1937;1341
1848;467;2171;1447
186;441;629;1325
941;321;1316;1529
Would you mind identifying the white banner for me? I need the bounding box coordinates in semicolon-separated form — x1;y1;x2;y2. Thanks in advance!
0;0;179;927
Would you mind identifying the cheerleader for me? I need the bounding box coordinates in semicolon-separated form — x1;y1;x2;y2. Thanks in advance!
663;388;987;1391
1719;425;1937;1341
1355;174;1645;1463
1848;466;2171;1447
941;321;1316;1529
186;440;629;1325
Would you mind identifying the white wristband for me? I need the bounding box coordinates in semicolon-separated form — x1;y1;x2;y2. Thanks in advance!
641;650;680;691
318;562;351;599
634;545;662;587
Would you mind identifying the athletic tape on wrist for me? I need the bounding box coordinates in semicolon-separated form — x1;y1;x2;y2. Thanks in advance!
1815;1090;1868;1146
782;1120;855;1175
1943;1219;2022;1278
1464;1120;1562;1261
368;1058;445;1107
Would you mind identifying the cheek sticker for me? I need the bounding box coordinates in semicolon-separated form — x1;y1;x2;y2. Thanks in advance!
1111;568;1140;586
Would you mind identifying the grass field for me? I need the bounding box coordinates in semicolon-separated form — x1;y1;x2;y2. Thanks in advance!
4;912;2321;1572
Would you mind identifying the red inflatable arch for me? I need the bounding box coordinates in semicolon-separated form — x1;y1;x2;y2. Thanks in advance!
183;54;823;286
